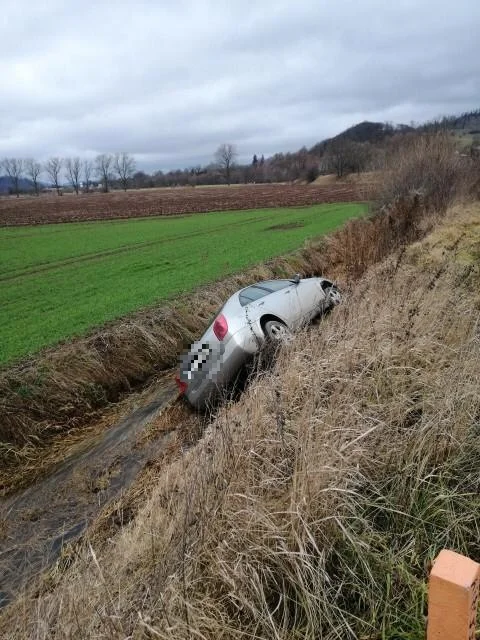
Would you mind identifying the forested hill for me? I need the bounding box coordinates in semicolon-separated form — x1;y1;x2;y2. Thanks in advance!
309;109;480;156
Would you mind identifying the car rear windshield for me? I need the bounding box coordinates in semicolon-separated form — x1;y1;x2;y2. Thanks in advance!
238;280;291;306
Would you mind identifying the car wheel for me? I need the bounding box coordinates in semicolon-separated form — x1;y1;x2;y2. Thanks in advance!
264;319;291;342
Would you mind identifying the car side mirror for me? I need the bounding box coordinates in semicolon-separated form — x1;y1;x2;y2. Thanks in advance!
291;274;301;285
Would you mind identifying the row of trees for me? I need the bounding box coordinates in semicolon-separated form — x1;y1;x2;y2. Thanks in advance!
143;141;376;187
0;153;136;197
0;138;426;194
3;113;479;195
123;143;373;190
1;140;375;196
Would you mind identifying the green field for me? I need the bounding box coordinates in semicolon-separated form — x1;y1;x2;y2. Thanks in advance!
0;203;367;364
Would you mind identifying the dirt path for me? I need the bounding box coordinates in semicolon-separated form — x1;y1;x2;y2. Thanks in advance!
0;377;180;608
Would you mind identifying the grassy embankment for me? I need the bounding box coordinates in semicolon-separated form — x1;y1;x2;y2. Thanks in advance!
0;203;365;365
2;201;479;638
1;132;479;637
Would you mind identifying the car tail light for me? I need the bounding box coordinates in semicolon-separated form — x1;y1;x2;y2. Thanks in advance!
175;376;188;395
213;313;228;341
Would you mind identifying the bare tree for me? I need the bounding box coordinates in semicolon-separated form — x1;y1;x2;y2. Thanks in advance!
95;154;113;193
1;158;24;197
25;158;42;195
45;157;63;195
113;152;136;191
83;159;93;192
65;157;82;194
323;139;373;178
215;143;237;185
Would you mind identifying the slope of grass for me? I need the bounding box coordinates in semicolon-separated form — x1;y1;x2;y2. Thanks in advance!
2;203;479;638
0;203;366;364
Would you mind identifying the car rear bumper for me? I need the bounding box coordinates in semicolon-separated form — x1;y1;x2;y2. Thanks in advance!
181;331;253;409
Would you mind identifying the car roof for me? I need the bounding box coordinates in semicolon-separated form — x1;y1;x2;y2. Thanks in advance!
237;278;293;294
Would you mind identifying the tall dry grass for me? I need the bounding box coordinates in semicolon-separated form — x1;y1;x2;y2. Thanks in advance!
0;206;480;640
2;203;479;639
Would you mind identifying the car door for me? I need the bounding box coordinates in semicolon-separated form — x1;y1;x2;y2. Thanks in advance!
295;279;325;324
253;281;303;329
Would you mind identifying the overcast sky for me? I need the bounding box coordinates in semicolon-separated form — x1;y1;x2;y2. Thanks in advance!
1;0;479;171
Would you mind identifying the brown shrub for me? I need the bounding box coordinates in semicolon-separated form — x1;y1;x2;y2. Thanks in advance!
377;132;475;213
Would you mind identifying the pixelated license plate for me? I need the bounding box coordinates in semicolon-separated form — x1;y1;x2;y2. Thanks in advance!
179;341;225;383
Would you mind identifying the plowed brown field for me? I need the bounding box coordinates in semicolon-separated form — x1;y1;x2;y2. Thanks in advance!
0;182;373;226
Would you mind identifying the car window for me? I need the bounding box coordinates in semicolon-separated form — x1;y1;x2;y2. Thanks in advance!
260;280;292;292
238;280;291;306
238;286;269;306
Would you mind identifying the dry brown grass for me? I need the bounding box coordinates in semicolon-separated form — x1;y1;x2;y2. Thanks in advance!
2;202;479;639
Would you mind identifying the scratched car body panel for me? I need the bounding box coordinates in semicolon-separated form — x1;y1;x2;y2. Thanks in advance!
176;276;340;409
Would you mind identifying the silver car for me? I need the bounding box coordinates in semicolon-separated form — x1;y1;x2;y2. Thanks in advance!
176;276;341;409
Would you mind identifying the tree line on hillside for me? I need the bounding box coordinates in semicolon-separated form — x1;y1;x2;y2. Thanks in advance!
2;110;479;196
133;117;480;189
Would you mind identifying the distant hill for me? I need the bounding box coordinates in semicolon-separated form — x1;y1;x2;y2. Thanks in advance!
303;109;479;179
0;176;37;194
453;111;480;132
333;121;414;143
309;121;414;156
421;109;480;133
309;110;480;158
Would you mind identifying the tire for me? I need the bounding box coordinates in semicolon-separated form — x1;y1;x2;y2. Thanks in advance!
263;319;291;342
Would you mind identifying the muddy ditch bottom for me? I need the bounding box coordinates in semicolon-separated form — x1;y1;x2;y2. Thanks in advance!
0;377;180;609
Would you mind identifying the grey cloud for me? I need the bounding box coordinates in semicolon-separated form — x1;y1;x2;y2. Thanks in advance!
1;0;479;170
